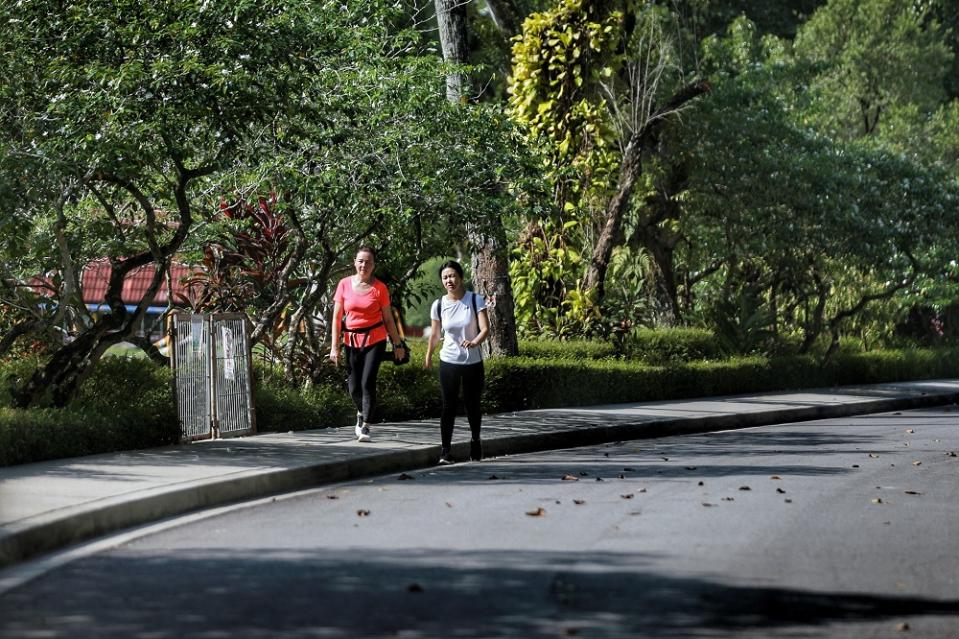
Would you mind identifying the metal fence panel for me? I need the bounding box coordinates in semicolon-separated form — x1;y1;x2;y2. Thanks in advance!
211;314;256;438
172;313;213;441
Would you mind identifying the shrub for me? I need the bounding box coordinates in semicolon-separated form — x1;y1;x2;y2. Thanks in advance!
518;339;616;360
0;357;180;466
622;327;724;362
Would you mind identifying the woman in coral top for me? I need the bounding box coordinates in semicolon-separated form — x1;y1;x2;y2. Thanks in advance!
329;246;406;442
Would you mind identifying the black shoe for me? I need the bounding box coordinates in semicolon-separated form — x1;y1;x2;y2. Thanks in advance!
470;438;483;461
438;447;453;465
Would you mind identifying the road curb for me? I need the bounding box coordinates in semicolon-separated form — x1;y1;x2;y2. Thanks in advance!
2;386;957;569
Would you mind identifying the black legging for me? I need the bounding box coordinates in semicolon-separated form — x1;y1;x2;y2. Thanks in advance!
438;360;484;448
345;340;387;423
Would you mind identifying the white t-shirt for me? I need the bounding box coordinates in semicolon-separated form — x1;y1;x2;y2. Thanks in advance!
431;291;486;365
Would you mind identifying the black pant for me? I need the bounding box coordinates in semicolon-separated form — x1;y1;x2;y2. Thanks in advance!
438;360;484;448
345;341;386;423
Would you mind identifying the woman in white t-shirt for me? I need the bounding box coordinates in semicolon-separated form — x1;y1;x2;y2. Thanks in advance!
423;260;490;465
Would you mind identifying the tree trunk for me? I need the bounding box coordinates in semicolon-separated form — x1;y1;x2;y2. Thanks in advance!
470;223;519;357
12;167;203;407
434;0;520;356
484;0;521;39
434;0;470;103
584;135;644;301
584;80;710;304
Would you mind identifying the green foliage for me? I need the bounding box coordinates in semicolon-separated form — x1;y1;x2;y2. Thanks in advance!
508;0;621;208
0;357;179;466
519;338;616;360
483;346;959;412
619;327;724;362
510;218;601;338
794;0;954;139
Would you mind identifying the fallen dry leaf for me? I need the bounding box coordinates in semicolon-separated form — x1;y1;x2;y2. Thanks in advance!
702;502;716;507
770;475;782;480
904;490;922;495
784;499;793;504
579;472;589;477
906;429;915;434
621;493;635;500
869;453;880;458
595;477;604;482
398;473;415;481
618;474;625;479
573;499;586;505
526;507;547;517
661;457;670;462
639;488;647;493
623;467;635;471
357;509;370;517
562;474;579;481
722;497;735;502
698;481;705;487
852;464;861;468
445;502;453;508
776;488;786;494
871;498;884;505
912;460;922;466
947;452;958;457
739;485;752;491
686;466;698;470
896;622;910;632
487;475;501;480
326;495;339;500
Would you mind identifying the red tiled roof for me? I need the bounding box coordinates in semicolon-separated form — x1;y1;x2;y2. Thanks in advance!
81;259;199;306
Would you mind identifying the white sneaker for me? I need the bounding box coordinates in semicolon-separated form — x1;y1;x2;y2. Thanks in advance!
356;424;372;443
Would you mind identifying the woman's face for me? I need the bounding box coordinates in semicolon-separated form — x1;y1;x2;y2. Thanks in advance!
354;250;375;279
441;267;463;294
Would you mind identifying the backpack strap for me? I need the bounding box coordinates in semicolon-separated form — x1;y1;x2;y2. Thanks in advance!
470;291;479;334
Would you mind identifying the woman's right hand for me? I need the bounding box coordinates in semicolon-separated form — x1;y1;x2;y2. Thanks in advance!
329;347;339;366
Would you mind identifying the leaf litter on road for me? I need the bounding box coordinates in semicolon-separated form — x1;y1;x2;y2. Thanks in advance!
526;507;547;517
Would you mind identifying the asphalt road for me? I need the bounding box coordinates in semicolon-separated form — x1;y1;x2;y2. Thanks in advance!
2;407;958;638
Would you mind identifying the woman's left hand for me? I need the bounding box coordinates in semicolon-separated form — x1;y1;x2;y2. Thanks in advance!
461;339;474;349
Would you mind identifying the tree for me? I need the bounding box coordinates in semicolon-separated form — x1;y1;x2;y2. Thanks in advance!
508;0;709;322
794;0;954;138
0;0;358;406
432;0;521;356
677;28;959;356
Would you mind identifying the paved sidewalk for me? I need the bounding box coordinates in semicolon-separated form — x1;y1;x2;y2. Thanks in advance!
2;379;958;569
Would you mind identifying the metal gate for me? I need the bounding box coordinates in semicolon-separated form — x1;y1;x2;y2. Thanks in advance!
171;312;256;441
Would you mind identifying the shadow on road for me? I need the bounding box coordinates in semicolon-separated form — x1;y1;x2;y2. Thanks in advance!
1;548;955;638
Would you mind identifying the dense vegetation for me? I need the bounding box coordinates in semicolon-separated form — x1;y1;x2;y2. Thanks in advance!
2;0;958;463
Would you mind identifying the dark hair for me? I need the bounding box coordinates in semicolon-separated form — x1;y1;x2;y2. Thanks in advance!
356;246;376;260
438;260;464;279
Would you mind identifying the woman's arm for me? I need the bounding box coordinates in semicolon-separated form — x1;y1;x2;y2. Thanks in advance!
424;318;442;368
462;308;490;349
381;305;406;358
329;300;343;364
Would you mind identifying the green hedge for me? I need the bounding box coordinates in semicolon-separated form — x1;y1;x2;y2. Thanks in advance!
482;347;959;412
0;357;179;467
5;344;959;466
